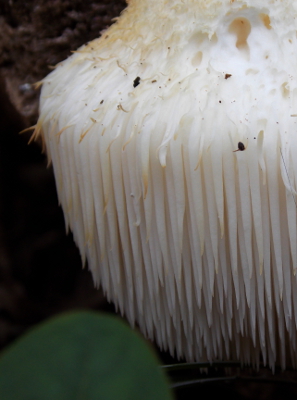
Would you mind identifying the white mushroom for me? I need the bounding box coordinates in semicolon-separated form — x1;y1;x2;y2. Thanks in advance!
34;0;297;369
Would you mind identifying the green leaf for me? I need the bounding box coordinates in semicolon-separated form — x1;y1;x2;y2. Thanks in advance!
0;311;173;400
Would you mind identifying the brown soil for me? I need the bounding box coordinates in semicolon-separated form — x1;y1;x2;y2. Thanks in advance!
0;0;127;126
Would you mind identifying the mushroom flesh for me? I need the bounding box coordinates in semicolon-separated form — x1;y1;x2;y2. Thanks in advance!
34;0;297;369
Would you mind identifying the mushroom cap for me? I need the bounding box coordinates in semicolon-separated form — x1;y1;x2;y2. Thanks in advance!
36;0;297;369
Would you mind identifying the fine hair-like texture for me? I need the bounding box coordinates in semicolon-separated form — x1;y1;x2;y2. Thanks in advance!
34;0;297;369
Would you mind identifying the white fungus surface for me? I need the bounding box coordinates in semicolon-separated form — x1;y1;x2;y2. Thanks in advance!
35;0;297;369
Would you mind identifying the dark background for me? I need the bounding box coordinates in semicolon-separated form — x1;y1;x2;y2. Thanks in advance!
0;0;126;351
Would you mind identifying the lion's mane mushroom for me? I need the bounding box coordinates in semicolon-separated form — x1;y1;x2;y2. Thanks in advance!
33;0;297;369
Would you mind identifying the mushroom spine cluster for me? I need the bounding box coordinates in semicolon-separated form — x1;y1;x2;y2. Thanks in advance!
34;0;297;369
